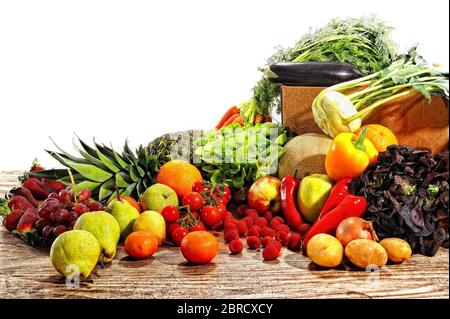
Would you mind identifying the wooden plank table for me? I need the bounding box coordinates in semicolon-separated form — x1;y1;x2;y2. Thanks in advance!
0;171;448;299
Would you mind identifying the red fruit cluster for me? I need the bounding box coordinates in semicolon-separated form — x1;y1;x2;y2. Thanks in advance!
161;181;232;246
2;178;102;246
224;205;303;262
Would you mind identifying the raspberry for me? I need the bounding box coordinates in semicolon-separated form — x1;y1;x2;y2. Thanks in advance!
225;212;234;220
242;216;254;228
274;224;290;233
248;225;261;237
261;226;276;238
298;223;312;236
261;236;274;248
272;240;282;252
275;231;289;246
236;220;248;236
229;240;243;254
263;244;280;261
263;211;273;222
224;221;237;231
224;229;240;243
244;209;259;221
236;205;249;217
288;232;302;251
247;236;262;250
269;216;285;228
254;217;268;228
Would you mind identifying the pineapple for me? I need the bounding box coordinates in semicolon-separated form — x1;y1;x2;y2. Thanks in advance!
29;131;201;203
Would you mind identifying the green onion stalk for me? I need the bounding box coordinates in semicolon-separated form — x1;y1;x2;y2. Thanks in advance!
312;46;449;138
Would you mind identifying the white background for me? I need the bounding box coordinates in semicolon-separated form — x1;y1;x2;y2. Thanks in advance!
0;0;448;170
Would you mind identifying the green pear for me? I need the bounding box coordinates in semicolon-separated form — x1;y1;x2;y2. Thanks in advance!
50;230;101;279
107;199;140;239
74;211;121;263
140;183;178;212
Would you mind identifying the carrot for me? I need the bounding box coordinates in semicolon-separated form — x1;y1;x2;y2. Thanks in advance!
254;114;265;124
215;106;240;129
221;113;240;128
231;115;244;126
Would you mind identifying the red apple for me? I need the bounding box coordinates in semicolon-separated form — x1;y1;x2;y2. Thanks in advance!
247;176;282;214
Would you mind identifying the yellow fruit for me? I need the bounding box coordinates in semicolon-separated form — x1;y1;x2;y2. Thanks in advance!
156;160;203;199
132;211;166;245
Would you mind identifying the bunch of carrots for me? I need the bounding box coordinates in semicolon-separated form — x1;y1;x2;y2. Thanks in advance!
215;106;272;130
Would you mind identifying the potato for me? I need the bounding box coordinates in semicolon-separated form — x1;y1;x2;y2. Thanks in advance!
380;238;412;263
345;239;388;269
278;134;333;179
307;234;343;268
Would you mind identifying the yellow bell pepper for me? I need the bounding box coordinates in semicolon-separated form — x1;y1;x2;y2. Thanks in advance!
325;128;378;180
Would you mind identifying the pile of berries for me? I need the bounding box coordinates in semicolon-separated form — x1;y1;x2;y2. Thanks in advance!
223;205;311;261
2;178;102;246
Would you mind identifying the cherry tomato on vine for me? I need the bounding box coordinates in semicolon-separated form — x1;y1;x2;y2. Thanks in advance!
172;227;189;246
167;223;181;238
161;206;180;223
200;206;222;227
189;221;206;232
182;192;204;211
216;204;227;220
192;181;205;193
214;185;231;202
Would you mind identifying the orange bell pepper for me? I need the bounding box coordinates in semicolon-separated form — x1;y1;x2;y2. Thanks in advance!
325;128;378;181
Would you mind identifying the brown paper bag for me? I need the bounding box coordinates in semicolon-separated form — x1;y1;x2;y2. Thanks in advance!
281;86;449;154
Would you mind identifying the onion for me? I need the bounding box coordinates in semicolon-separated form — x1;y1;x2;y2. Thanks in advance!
336;217;378;247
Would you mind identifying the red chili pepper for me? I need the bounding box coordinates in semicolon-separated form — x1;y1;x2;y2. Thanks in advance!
318;177;353;220
280;176;304;230
302;195;367;250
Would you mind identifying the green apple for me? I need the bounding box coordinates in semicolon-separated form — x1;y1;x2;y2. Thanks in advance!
140;183;179;213
297;174;334;223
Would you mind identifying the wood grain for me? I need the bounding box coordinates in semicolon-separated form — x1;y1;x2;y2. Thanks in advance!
0;171;448;299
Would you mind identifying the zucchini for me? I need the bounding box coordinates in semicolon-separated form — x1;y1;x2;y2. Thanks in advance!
266;62;364;87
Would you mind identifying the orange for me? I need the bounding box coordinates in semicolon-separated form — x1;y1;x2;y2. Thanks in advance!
181;231;218;264
356;124;398;153
117;196;141;213
124;231;159;259
156;160;203;199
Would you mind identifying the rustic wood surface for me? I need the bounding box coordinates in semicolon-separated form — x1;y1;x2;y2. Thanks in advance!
0;171;448;299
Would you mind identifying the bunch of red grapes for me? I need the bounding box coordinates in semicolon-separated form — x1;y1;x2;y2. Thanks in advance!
35;189;103;242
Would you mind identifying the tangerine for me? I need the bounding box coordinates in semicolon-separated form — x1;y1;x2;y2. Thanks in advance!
156;160;203;199
124;231;159;259
356;124;398;152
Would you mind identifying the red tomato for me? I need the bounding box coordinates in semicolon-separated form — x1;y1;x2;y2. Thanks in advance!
161;206;180;223
171;227;189;246
189;221;206;232
167;223;181;238
214;185;231;202
216;204;227;220
200;206;222;227
182;192;204;211
181;231;218;264
192;181;205;193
